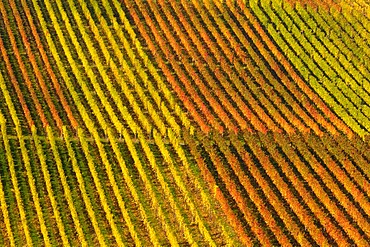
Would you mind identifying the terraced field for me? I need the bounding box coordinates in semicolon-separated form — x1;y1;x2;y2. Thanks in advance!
0;0;370;246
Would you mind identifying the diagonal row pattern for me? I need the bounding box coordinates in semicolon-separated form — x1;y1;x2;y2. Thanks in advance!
0;0;369;246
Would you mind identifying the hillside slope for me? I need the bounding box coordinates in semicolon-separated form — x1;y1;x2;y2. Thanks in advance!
0;0;369;246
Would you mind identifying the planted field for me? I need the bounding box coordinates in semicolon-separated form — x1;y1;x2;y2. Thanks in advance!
0;0;369;246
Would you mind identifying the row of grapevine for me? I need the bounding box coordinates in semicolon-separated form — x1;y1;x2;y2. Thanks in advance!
159;0;250;133
194;0;290;133
229;134;318;246
76;0;183;138
31;126;69;246
65;0;161;137
1;0;370;245
121;0;212;133
295;3;370;79
339;0;370;40
290;135;369;245
320;134;370;198
165;128;239;245
107;0;351;141
301;6;370;82
164;0;293;134
210;0;316;133
68;0;231;245
197;131;276;246
277;1;370;111
2;125;249;245
250;0;370;136
0;111;16;247
139;132;202;245
257;132;349;245
0;29;34;134
12;0;80;130
51;0;161;242
182;131;250;246
0;1;49;132
128;0;227;133
4;0;65;131
24;2;136;243
234;0;354;137
59;0;233;243
211;132;295;246
27;0;142;245
125;0;354;138
62;0;231;243
302;135;370;236
124;1;318;243
0;66;38;246
46;126;88;246
186;0;301;134
0;0;83;134
0;0;368;139
183;129;370;246
152;129;218;246
205;0;353;137
210;0;329;135
77;129;126;246
23;0;97;135
108;0;196;134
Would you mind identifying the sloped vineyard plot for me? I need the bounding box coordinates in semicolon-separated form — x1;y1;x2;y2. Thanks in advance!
0;0;369;245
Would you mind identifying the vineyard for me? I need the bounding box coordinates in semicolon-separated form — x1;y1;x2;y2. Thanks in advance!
0;0;370;246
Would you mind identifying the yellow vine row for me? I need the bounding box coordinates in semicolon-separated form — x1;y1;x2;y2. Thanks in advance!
121;128;180;246
0;71;36;247
46;126;88;246
62;127;107;246
138;132;198;246
77;129;125;246
0;112;15;247
153;129;217;246
31;126;70;246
